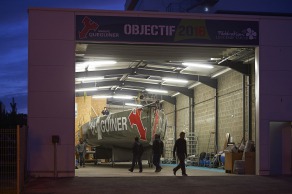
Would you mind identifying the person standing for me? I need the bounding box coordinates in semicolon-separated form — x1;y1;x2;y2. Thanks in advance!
76;138;87;167
129;137;144;173
152;134;164;172
173;132;188;176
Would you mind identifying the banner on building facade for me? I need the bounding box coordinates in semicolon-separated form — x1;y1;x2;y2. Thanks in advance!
76;15;259;45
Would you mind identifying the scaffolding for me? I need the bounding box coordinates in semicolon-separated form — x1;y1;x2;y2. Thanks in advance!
162;126;175;164
185;132;199;166
187;132;198;156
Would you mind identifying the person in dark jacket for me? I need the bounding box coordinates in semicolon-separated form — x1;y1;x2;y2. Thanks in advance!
129;137;144;173
152;134;164;172
173;132;188;176
101;107;109;115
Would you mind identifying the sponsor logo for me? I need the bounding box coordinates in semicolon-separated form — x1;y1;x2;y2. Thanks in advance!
79;16;99;39
79;16;119;39
216;28;257;41
128;108;147;141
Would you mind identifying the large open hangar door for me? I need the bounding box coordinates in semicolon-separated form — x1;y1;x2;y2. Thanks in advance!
73;13;258;177
74;42;256;176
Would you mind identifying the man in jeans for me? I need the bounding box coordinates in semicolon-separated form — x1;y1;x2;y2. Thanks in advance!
173;132;188;176
76;138;87;167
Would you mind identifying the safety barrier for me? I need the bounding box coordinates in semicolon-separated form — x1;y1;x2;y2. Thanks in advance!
0;126;27;194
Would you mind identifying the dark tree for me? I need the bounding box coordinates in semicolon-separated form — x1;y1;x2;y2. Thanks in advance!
0;98;27;129
10;97;17;115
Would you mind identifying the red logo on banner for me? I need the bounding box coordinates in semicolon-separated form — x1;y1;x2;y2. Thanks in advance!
128;108;147;141
79;16;99;39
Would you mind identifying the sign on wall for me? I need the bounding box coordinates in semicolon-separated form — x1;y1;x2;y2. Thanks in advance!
76;15;259;45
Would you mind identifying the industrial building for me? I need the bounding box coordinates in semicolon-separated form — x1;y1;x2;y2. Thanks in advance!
28;4;292;177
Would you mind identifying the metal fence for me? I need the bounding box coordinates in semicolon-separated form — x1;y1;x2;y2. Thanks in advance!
0;126;27;194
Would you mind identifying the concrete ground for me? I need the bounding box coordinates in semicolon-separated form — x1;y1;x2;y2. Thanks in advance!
23;162;292;194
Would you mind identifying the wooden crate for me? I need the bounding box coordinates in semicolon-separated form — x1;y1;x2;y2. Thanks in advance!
244;152;255;174
224;152;243;173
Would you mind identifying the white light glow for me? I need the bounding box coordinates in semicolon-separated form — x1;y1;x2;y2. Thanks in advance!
188;82;201;89
75;87;98;92
171;92;180;97
75;77;104;82
146;88;168;94
77;61;117;71
182;62;214;69
211;68;231;78
125;103;142;107
92;95;112;99
113;95;134;99
86;60;117;66
163;78;188;83
210;57;221;61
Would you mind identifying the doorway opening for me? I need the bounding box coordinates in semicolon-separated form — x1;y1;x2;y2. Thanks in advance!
74;43;256;177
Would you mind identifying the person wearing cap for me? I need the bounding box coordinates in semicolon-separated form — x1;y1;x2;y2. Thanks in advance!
173;131;188;176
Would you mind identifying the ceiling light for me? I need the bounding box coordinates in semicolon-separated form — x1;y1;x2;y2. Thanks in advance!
146;88;168;94
211;68;231;78
182;62;214;69
79;61;117;71
125;103;142;107
210;57;221;61
113;95;134;99
171;92;180;97
92;95;112;99
163;78;188;83
75;87;98;92
188;82;201;89
88;60;117;65
75;76;104;83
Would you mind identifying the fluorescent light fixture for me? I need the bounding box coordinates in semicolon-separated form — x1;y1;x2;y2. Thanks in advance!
76;61;116;72
182;62;214;69
125;103;142;107
146;88;168;94
171;92;180;97
210;57;221;61
211;68;231;78
188;82;201;89
75;87;98;92
163;78;188;83
92;95;112;99
86;60;117;66
75;76;104;82
113;95;134;99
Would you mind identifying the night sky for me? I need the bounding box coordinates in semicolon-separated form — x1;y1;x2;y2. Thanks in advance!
1;0;292;114
0;0;124;114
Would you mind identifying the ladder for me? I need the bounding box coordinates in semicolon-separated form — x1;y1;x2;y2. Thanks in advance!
204;131;216;166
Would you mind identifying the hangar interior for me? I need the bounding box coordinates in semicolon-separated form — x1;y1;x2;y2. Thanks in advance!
74;43;257;173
